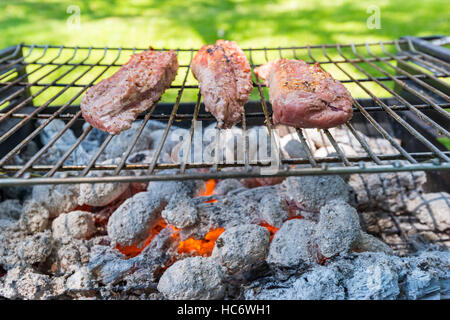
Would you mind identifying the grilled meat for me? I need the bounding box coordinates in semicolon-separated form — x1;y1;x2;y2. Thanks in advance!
191;40;253;128
81;49;178;134
254;59;353;129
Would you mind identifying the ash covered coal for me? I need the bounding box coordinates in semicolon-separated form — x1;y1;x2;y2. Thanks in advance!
1;121;449;300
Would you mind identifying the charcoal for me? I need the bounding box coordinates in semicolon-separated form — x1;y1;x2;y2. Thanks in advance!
281;176;354;212
0;266;52;299
406;192;450;232
52;211;96;241
31;180;80;218
107;191;164;247
16;231;52;266
316;200;361;258
214;179;245;195
259;193;289;228
0;199;22;221
212;224;270;274
161;198;198;229
87;245;133;285
157;257;225;300
55;240;90;273
355;231;394;255
280;132;316;158
19;200;50;234
65;266;98;295
267;219;317;269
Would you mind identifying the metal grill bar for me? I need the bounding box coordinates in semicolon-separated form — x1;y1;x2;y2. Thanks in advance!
0;38;449;186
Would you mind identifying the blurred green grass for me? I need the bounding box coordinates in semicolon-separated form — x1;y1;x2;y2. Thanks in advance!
1;0;449;49
1;0;449;146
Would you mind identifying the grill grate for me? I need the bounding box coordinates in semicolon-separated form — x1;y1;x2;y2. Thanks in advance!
0;37;449;186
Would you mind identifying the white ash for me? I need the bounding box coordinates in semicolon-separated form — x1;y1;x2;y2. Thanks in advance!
406;192;450;232
349;170;427;211
267;219;317;270
19;200;50;234
31;180;80;218
157;256;225;300
212;224;270;274
55;239;91;273
316;200;361;258
281;175;354;212
245;251;450;300
52;211;96;241
162;198;198;229
65;266;98;296
107;191;164;247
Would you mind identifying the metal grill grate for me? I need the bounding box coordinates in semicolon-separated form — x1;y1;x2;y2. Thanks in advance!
0;37;449;186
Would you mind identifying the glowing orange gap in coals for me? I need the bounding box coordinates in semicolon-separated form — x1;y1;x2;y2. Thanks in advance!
116;218;168;258
197;179;218;203
178;228;225;256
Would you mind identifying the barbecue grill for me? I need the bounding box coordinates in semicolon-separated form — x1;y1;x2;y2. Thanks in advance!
0;36;449;187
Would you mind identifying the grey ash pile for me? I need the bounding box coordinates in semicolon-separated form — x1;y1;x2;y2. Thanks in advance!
0;121;449;300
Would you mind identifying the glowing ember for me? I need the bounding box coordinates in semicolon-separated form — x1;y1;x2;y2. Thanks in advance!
259;222;279;241
197;179;218;203
116;218;168;258
178;228;225;256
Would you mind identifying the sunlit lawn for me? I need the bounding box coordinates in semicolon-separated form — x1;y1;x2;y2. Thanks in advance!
1;0;449;117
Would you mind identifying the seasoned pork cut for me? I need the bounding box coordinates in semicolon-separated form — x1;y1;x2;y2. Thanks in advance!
191;40;253;128
81;49;178;134
254;59;353;129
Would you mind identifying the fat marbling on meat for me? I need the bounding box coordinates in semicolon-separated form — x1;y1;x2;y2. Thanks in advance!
191;40;253;128
81;49;178;134
254;59;353;129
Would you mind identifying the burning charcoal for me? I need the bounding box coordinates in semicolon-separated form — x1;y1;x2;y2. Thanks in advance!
162;198;198;229
146;178;201;203
88;245;133;285
16;231;52;266
267;219;317;270
281;175;354;212
52;211;96;241
31;181;80;218
212;224;270;274
349;170;426;211
0;266;52;299
259;193;289;228
157;257;225;300
316;200;361;258
107;192;164;247
354;232;394;255
19;200;50;234
406;192;450;232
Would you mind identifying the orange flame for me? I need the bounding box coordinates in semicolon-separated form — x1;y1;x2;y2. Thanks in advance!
178;227;225;256
197;179;218;203
116;218;168;258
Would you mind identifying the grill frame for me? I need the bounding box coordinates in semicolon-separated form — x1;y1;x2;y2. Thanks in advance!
0;37;449;186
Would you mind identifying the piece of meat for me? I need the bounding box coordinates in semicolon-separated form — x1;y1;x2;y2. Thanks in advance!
191;40;253;128
254;59;353;129
81;49;178;134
